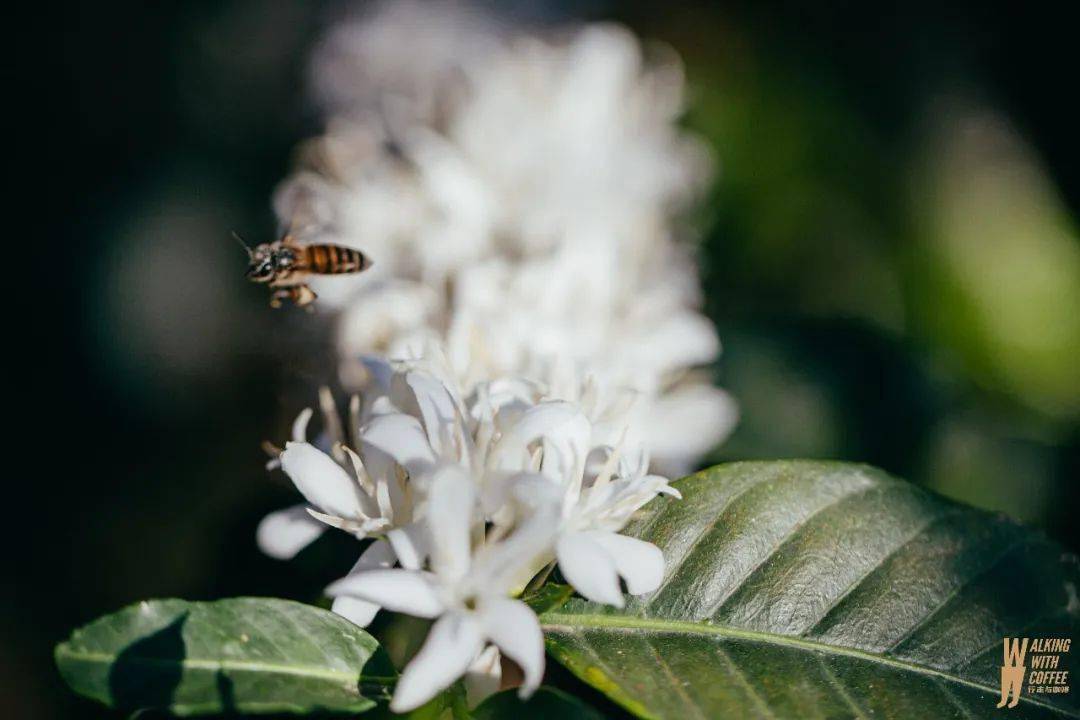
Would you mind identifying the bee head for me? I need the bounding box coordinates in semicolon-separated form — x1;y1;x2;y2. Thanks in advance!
233;233;276;283
272;247;296;271
246;248;276;283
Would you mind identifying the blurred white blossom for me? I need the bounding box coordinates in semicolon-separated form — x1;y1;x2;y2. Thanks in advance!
274;1;736;473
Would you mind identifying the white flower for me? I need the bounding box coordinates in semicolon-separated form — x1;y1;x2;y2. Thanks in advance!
280;442;394;536
257;358;586;616
554;470;681;608
274;3;737;471
256;387;406;564
256;406;344;561
259;346;684;701
493;397;679;606
255;392;419;627
310;0;500;128
327;465;551;712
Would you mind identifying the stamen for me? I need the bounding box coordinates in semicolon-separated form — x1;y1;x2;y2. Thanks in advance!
375;478;395;525
348;394;362;450
318;386;347;462
474;385;495;465
580;374;598;414
529;446;543;472
291;408;313;442
341;444;377;497
305;508;353;530
395;465;413;524
592;428;627;494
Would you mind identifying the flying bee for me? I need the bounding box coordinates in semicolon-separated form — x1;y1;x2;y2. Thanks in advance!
233;233;372;308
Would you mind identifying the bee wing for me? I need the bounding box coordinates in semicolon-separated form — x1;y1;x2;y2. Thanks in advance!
273;175;335;241
281;224;322;246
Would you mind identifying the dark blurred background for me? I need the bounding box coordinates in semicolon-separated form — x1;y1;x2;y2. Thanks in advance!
10;1;1078;717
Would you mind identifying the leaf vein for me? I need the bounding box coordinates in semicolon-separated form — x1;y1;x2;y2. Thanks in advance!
643;634;707;720
54;647;395;684
815;654;869;720
645;465;793;608
805;507;964;635
885;535;1032;653
934;677;977;720
708;481;879;619
714;643;777;719
540;613;1078;717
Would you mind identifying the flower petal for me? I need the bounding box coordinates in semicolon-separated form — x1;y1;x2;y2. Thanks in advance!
643;385;738;475
587;531;665;595
360;413;437;478
490;402;588;476
325;569;444;618
387;522;429;570
464;646;501;708
540;412;592;495
405;370;467;459
627;310;720;377
331;596;381;628
255;504;326;560
427;465;476;583
478;378;542;417
505;471;564;513
472;508;558;594
479;597;544;698
391;612;485;713
354;537;397;570
329;538;396;627
360;355;395;394
556;531;624;607
280;442;362;519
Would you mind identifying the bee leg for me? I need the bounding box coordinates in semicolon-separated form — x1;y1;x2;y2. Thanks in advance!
294;285;318;308
269;288;292;309
269;285;316;309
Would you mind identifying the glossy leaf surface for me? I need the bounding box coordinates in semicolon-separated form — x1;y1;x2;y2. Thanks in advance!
541;461;1080;718
55;597;395;715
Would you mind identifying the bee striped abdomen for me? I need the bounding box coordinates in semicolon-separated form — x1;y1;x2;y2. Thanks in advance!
306;244;369;275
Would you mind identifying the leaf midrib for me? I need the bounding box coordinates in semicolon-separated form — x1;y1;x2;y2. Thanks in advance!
541;612;1079;718
54;645;396;685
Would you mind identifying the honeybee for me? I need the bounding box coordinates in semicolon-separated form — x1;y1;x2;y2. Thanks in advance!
234;233;372;308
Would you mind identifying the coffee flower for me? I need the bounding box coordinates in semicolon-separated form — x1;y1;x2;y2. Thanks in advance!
259;354;679;706
327;466;550;712
509;410;681;607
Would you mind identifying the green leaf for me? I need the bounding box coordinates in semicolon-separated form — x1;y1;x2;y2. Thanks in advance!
523;583;574;615
472;687;606;719
55;597;395;715
389;681;470;720
541;461;1080;719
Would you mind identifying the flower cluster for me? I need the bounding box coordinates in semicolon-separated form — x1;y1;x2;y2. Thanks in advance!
273;1;736;474
258;353;678;711
259;2;736;710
